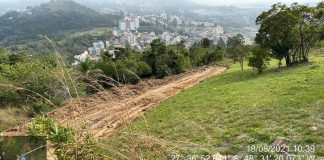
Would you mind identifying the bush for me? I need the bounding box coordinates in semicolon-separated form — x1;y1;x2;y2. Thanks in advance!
137;61;152;77
0;51;81;113
175;54;190;73
27;116;106;159
94;60;142;84
248;45;271;74
156;64;172;79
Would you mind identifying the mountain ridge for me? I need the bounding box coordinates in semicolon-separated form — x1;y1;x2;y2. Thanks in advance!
0;0;120;46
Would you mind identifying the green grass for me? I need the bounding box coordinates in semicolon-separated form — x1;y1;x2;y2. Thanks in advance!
102;55;324;159
0;108;27;132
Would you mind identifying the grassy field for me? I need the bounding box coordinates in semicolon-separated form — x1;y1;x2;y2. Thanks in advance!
61;27;112;39
102;54;324;159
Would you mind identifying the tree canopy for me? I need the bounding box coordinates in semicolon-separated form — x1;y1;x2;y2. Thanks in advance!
255;2;323;66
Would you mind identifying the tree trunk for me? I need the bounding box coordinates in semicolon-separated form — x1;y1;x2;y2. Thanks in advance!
285;55;292;66
300;27;307;63
240;60;244;71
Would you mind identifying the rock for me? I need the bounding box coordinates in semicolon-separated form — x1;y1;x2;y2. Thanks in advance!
211;153;226;160
309;126;318;132
272;137;289;146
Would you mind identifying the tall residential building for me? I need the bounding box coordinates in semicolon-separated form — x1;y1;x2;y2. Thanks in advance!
119;15;140;31
119;21;127;31
126;32;136;45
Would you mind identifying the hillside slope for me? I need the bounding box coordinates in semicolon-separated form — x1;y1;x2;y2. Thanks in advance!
0;0;120;45
103;55;324;159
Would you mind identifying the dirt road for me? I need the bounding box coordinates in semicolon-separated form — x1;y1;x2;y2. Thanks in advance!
3;66;226;139
48;66;226;138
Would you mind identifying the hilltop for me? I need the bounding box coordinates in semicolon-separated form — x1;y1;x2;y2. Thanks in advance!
0;0;120;46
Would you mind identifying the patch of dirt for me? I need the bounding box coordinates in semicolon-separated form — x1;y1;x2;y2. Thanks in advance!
2;66;226;139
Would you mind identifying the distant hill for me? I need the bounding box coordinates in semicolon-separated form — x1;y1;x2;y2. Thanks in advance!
79;0;260;28
0;0;121;46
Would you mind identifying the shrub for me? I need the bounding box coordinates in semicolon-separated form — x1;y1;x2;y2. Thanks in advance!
248;45;271;74
27;116;106;160
175;54;190;73
137;61;152;77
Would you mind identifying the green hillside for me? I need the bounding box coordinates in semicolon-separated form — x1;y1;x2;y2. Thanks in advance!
0;0;120;46
103;54;324;159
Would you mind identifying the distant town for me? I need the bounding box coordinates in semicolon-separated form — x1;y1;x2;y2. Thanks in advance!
73;13;254;65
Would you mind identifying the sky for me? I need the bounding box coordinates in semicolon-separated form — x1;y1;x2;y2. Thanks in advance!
192;0;320;6
0;0;320;9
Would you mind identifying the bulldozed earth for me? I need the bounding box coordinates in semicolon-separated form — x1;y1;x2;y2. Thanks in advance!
3;65;226;139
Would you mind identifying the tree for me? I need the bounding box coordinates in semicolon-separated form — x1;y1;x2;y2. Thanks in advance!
201;38;212;48
217;38;226;47
114;45;134;61
248;45;271;74
256;3;298;66
227;34;247;70
142;39;167;74
256;3;321;66
315;2;324;41
189;46;207;66
290;3;322;63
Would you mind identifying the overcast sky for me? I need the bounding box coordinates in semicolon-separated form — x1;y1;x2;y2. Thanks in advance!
192;0;320;6
0;0;320;9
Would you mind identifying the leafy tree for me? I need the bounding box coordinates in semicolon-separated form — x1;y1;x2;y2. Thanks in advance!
227;34;247;70
217;38;226;47
142;39;167;74
255;3;321;66
114;45;134;61
256;3;298;66
175;53;190;73
189;46;207;66
201;38;212;48
248;45;271;74
290;3;322;63
315;2;324;41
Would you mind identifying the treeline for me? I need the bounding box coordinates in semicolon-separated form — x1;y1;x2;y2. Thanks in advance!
0;37;225;112
78;38;225;93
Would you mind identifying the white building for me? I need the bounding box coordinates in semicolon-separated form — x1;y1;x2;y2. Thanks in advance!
171;36;181;45
72;51;91;66
126;32;136;45
213;25;224;35
119;21;127;31
88;47;101;57
119;15;140;31
244;36;254;45
112;29;118;37
134;16;140;28
93;41;105;49
161;32;171;44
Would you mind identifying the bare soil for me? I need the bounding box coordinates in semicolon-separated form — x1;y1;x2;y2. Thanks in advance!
2;66;226;139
